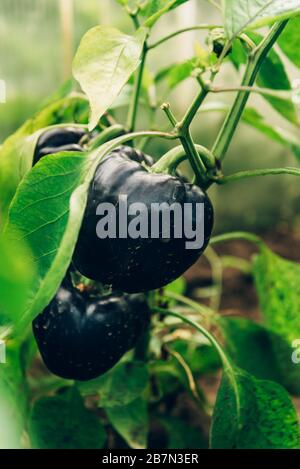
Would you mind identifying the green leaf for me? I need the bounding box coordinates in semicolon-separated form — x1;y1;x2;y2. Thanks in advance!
230;38;248;70
0;127;42;228
0;235;35;322
253;247;300;393
278;15;300;68
220;317;282;382
250;32;298;124
141;0;189;27
158;416;207;449
223;0;300;38
73;26;147;130
199;103;300;160
79;361;149;407
4;133;147;333
165;276;186;296
156;59;196;90
0;95;89;226
4;151;90;331
28;388;106;449
211;368;300;449
106;397;148;449
170;340;222;375
242;107;300;160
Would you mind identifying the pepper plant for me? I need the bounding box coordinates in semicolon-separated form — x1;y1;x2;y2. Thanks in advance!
1;0;300;450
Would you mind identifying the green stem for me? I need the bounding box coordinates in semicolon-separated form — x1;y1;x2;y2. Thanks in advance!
154;305;241;417
203;246;223;312
88;125;125;150
130;13;140;30
161;103;178;127
179;87;209;132
164;291;214;318
154;307;231;372
127;42;148;132
151;144;215;175
209;84;293;100
210;231;264;248
175;82;215;185
148;25;219;50
212;21;288;162
214;167;300;184
179;131;208;186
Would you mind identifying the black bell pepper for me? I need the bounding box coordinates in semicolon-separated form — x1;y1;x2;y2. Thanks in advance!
32;279;150;381
73;146;214;293
33;126;86;165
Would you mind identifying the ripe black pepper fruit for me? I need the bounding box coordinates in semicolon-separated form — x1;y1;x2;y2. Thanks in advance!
32;282;150;381
213;39;232;58
73;147;214;293
33;126;86;165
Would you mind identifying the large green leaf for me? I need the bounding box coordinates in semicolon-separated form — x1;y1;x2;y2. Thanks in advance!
4;133;148;333
211;368;300;448
242;107;300;158
158;416;207;449
278;15;300;68
79;361;149;407
73;26;147;130
155;59;197;89
249;32;298;124
28;388;106;449
199;103;300;160
4;151;90;331
223;0;300;38
220;317;282;382
106;397;149;449
0;127;41;228
0;94;89;226
253;247;300;393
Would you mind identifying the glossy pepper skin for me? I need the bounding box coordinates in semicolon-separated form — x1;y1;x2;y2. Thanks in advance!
33;281;150;381
33;126;86;165
73;147;214;293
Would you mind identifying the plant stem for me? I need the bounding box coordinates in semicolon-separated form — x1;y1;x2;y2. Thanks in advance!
127;42;148;132
209;84;293;100
148;25;219;50
164;291;214;318
161;103;178;127
179;131;207;185
88;124;125;150
151;144;215;174
179;87;209;131
210;231;264;248
172;85;211;185
154;307;231;372
211;21;288;162
214;167;300;184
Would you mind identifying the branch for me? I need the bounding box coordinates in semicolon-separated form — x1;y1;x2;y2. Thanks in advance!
214;167;300;184
148;24;219;50
211;21;289;162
